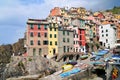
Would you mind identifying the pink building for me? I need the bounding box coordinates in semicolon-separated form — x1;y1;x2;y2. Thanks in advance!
67;18;86;54
25;19;49;56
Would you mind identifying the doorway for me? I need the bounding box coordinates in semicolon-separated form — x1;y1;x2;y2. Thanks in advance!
53;48;56;55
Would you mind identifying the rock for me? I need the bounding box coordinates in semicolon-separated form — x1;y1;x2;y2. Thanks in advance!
4;56;60;79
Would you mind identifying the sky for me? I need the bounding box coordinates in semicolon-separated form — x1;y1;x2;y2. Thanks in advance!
0;0;120;45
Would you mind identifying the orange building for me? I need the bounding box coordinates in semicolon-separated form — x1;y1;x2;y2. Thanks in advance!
116;24;120;40
49;7;61;17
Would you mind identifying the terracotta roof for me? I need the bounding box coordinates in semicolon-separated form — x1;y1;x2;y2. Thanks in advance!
101;21;110;25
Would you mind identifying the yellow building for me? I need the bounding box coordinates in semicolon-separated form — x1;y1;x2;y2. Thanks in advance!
77;7;86;18
114;14;120;20
48;23;58;58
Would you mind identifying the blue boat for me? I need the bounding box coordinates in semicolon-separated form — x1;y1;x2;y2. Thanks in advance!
95;50;109;56
59;68;81;78
91;61;104;66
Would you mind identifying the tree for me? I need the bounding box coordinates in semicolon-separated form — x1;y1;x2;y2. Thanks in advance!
0;44;13;63
12;38;26;55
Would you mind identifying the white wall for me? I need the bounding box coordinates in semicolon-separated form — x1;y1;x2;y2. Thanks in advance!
99;24;117;49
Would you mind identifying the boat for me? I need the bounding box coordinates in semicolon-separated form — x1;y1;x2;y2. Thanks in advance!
62;64;73;72
91;61;105;66
80;55;88;60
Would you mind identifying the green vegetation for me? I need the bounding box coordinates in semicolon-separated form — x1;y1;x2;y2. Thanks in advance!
0;38;26;64
28;58;32;61
106;6;120;14
0;44;12;63
12;38;26;55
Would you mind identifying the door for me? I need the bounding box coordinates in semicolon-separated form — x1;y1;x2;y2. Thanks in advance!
53;48;56;55
33;48;36;56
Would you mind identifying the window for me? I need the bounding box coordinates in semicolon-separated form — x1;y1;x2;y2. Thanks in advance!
104;43;105;46
102;34;104;37
74;41;75;44
54;28;56;31
64;19;68;22
101;26;103;29
60;21;62;24
30;40;33;45
30;32;33;37
106;39;108;43
50;41;52;45
76;41;78;44
63;31;65;35
115;33;116;36
50;23;53;27
39;48;42;55
76;34;78;38
111;24;114;26
50;28;52;31
54;34;57;38
93;33;95;37
44;33;47;37
74;48;75;52
76;48;78;52
67;31;69;35
79;41;82;45
67;38;69;42
38;32;40;37
38;25;41;29
43;40;48;45
38;40;40;45
80;35;82;40
67;46;69;52
30;24;33;29
33;48;36;56
64;46;66;52
63;38;65;42
106;34;108;36
101;30;103;33
55;41;57;45
50;34;52;38
106;29;108;32
44;25;47;30
53;23;55;27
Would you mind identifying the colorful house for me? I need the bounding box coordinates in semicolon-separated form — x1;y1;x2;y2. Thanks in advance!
49;7;61;17
58;27;74;55
48;23;74;58
93;12;105;19
117;24;120;40
25;19;49;56
68;18;86;53
99;23;117;49
48;23;58;58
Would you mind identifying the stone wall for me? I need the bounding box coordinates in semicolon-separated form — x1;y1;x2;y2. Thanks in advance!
39;68;92;80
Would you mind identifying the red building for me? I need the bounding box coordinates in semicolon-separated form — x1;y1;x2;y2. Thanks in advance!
69;18;86;53
78;28;86;46
78;28;86;53
25;19;49;56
